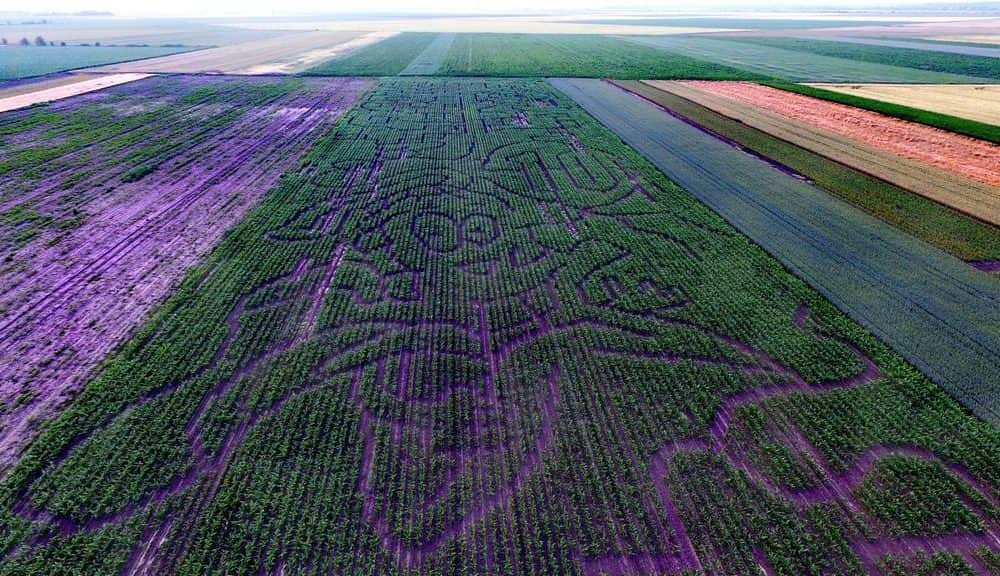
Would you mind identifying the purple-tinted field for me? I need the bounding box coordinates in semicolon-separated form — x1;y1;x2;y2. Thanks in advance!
0;75;372;472
0;79;994;576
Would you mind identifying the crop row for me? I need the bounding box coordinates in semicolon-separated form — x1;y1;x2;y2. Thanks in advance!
304;33;439;76
306;33;762;80
611;79;1000;261
0;78;996;575
0;74;373;475
729;37;1000;81
622;35;985;84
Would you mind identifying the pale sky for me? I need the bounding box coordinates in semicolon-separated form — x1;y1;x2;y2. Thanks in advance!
12;0;991;18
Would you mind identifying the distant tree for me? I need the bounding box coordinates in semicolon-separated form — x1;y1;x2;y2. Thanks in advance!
49;41;54;46
19;37;30;46
95;41;101;46
1;38;7;46
34;36;46;46
60;41;66;46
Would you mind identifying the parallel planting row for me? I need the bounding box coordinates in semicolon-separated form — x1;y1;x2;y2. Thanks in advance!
0;78;996;575
307;32;761;80
727;36;1000;81
0;75;373;473
621;34;997;84
305;32;1000;147
612;79;1000;261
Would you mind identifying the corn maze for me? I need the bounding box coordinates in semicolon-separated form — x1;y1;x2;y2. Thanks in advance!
0;79;996;576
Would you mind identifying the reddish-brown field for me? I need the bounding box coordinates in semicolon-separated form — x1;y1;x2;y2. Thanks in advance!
683;80;1000;188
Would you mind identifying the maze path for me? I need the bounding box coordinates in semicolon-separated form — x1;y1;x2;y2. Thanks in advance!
2;79;997;576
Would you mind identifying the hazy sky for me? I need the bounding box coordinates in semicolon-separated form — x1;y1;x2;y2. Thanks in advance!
15;0;986;18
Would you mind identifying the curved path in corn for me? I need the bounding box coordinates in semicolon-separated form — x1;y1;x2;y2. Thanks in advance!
551;77;1000;426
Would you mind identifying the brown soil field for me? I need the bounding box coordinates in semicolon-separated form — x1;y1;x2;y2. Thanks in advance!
93;30;368;74
0;73;152;112
808;84;1000;126
644;80;1000;225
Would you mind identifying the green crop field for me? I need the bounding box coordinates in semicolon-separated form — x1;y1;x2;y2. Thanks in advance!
399;33;456;75
729;36;1000;81
623;35;994;83
304;32;439;76
436;33;763;78
0;45;198;80
306;33;762;79
0;78;996;576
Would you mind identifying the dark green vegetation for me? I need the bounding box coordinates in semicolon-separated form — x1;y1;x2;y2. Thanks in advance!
764;81;1000;144
0;45;197;80
436;34;764;78
399;33;456;76
0;78;997;575
613;80;1000;261
304;32;438;76
731;36;1000;81
307;32;762;79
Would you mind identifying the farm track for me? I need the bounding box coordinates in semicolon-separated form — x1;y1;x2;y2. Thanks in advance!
644;80;1000;221
0;76;373;474
551;77;1000;424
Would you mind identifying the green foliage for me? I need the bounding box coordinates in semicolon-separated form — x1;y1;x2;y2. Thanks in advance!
624;35;980;83
304;32;438;76
434;34;764;79
121;163;157;182
732;36;1000;80
876;550;977;576
0;78;996;575
853;456;985;536
0;45;194;80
